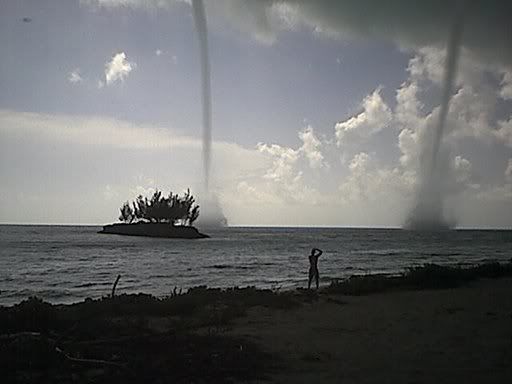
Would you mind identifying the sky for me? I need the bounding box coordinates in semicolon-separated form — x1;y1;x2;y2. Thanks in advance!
0;0;511;227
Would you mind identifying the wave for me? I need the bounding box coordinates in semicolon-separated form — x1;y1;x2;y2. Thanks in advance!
209;264;251;270
73;282;111;288
422;252;464;257
352;249;408;256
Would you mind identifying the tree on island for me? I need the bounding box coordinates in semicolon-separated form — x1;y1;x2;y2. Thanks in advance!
119;189;200;226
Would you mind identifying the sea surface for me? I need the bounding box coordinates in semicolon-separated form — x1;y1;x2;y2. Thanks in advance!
1;225;511;305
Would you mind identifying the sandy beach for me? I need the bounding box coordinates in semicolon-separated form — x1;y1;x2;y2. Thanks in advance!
2;265;512;383
231;277;512;383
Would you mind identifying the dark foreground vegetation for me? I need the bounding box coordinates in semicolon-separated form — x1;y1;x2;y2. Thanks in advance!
326;261;512;295
2;262;512;383
1;287;298;384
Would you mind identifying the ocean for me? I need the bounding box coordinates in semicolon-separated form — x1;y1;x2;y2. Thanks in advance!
1;225;511;305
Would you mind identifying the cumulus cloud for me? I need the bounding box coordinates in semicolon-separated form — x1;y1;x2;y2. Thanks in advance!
224;45;512;225
335;88;392;147
256;143;299;183
395;81;423;127
396;47;512;153
249;126;328;205
105;52;135;85
67;68;83;84
453;155;472;185
401;47;512;150
330;46;512;226
298;126;325;168
256;125;325;183
394;80;459;197
339;152;411;204
495;117;512;148
500;72;512;100
506;159;512;183
202;40;507;223
407;46;446;84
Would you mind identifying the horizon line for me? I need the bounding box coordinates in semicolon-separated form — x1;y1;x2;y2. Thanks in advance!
0;223;510;231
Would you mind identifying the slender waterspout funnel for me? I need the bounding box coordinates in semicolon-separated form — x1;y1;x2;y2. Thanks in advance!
192;0;212;192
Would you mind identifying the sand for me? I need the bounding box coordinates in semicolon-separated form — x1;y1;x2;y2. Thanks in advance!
229;278;512;383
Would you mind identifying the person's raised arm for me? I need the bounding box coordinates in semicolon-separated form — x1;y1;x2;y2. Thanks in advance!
313;248;323;257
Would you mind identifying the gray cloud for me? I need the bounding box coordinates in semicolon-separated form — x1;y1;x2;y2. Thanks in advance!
82;0;512;69
216;0;512;68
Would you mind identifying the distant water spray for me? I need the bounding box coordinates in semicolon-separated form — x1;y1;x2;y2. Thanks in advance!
192;0;212;192
405;2;465;230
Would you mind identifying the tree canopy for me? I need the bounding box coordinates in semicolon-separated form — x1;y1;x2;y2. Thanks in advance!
119;189;200;226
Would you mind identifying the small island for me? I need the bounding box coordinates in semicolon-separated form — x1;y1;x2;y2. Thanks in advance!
99;189;209;239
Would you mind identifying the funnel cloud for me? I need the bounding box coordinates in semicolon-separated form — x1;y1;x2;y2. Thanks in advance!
196;193;228;229
192;0;227;227
192;0;212;192
405;2;465;230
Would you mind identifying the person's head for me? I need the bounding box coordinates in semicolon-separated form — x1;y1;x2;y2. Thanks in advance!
311;248;317;256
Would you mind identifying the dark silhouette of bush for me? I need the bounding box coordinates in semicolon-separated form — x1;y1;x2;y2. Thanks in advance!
119;202;135;223
119;189;200;226
326;261;512;295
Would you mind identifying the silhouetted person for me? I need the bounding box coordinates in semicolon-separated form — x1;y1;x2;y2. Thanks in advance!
308;248;323;289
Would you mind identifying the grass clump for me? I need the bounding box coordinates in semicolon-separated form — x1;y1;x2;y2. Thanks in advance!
326;261;512;296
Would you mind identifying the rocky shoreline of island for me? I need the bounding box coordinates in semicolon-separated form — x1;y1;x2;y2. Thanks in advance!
98;222;209;239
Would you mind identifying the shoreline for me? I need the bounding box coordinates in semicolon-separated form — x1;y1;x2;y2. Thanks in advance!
98;222;209;239
2;261;512;307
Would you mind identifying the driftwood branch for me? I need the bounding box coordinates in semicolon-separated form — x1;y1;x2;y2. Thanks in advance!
0;331;50;341
55;346;127;369
1;332;128;370
111;274;121;298
64;332;174;347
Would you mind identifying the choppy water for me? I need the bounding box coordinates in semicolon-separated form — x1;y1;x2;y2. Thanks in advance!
1;225;511;305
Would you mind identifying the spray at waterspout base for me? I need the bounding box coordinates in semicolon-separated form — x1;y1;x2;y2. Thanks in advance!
196;193;228;228
404;178;455;231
